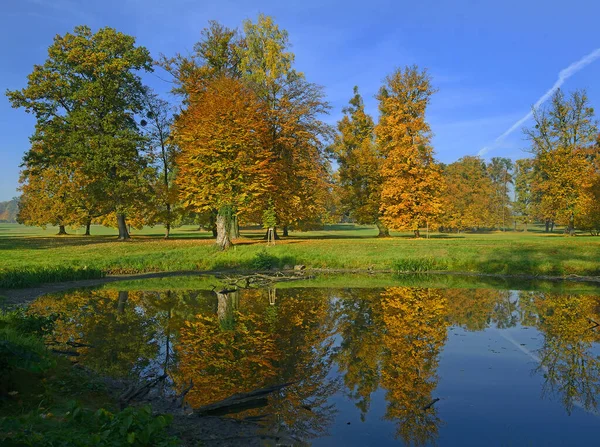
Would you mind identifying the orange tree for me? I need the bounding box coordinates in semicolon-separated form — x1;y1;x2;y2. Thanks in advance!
173;75;273;249
376;66;444;237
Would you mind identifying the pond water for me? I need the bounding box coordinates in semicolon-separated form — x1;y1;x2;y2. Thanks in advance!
26;282;600;446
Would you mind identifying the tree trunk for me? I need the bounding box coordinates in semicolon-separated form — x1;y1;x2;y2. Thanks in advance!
568;212;575;236
266;227;276;245
376;221;390;237
216;213;232;250
117;291;128;314
545;218;550;233
164;204;171;239
282;226;289;237
212;226;218;238
550;220;555;233
85;220;91;236
414;229;421;238
117;214;130;240
230;215;240;240
57;225;67;235
263;227;280;240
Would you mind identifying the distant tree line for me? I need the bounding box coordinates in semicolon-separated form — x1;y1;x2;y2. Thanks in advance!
6;17;600;247
0;198;19;223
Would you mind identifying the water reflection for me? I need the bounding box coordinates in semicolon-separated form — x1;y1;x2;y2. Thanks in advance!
27;285;600;445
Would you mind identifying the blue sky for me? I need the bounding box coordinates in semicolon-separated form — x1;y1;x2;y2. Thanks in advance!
1;0;599;201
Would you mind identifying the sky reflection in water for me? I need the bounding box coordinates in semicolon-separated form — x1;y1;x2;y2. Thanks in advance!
27;285;600;446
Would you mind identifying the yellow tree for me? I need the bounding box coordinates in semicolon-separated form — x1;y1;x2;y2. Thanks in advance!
331;87;388;236
174;75;273;249
440;156;495;231
376;66;444;237
238;14;333;236
524;89;598;234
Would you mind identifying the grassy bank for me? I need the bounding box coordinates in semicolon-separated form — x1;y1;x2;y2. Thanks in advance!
0;309;179;446
2;223;600;289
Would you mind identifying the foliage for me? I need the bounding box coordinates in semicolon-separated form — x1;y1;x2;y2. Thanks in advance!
524;89;599;232
0;403;179;447
440;156;495;231
251;249;279;270
331;87;386;234
6;25;154;236
376;66;444;235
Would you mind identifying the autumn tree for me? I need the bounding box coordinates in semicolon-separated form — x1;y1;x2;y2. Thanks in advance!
173;75;273;249
331;87;388;236
18;164;80;235
142;90;182;238
440;156;495;231
376;66;444;237
513;158;535;231
487;157;513;231
6;26;154;240
524;89;598;234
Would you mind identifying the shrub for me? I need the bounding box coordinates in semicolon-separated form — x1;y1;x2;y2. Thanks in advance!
250;250;279;270
0;403;180;446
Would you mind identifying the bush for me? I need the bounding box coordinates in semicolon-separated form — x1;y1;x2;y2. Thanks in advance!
0;403;180;446
250;250;279;270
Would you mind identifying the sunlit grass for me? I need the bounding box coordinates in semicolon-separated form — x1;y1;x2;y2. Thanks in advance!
1;223;599;288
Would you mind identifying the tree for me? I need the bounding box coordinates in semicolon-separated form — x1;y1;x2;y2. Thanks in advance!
6;26;154;240
487;157;513;231
142;90;181;238
331;87;388;236
524;89;598;234
514;158;535;231
17;164;80;235
173;75;273;249
237;15;333;233
376;66;444;237
440;156;495;231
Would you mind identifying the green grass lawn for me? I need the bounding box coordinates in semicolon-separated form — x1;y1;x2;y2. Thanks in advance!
1;222;600;288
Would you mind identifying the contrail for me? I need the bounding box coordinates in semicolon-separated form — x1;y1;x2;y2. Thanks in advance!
478;48;600;156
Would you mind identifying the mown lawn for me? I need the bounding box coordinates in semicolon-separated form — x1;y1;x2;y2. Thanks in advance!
1;223;600;288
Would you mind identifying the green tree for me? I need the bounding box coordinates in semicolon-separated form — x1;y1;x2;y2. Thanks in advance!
6;25;154;240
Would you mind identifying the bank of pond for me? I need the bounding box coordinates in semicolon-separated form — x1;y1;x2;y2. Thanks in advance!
2;275;600;446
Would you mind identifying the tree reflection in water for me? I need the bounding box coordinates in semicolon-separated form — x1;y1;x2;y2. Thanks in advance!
26;284;600;445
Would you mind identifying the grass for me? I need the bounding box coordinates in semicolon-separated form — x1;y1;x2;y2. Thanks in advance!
1;222;600;289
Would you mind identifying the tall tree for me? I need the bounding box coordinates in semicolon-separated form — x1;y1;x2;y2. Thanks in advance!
331;87;388;236
514;158;535;231
376;66;443;237
173;75;273;249
6;26;153;240
142;90;181;238
524;89;598;234
238;15;333;233
487;157;513;231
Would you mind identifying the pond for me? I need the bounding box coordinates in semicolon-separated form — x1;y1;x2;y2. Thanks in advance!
25;279;600;446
